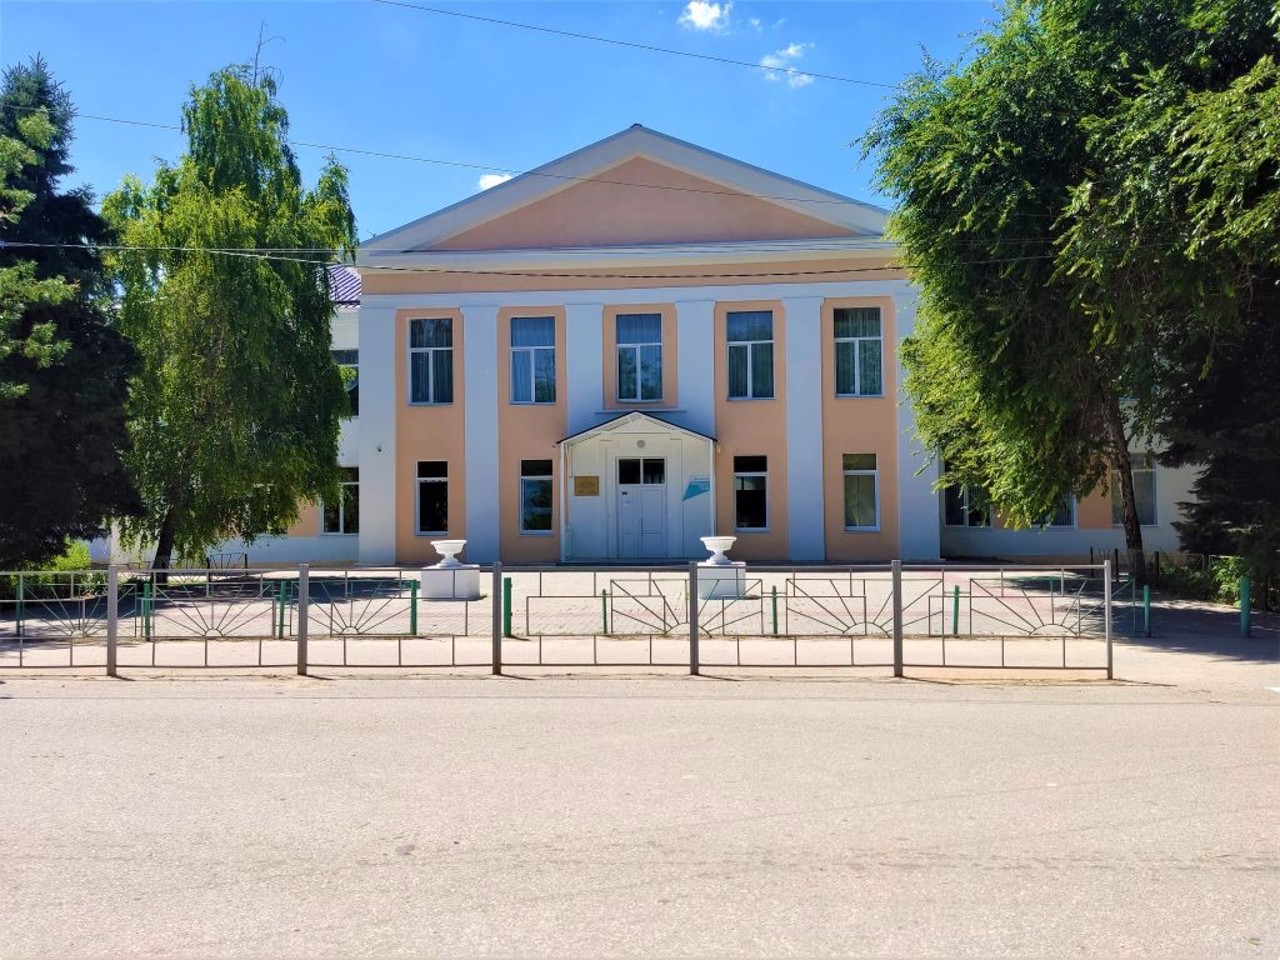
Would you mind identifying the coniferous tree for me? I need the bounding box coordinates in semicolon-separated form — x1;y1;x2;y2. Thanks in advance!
0;56;139;567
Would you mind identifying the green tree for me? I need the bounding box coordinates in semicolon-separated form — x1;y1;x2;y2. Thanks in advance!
0;57;139;568
863;0;1278;582
104;65;356;569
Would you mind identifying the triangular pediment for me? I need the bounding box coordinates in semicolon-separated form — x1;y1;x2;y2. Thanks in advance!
362;126;886;255
561;411;715;446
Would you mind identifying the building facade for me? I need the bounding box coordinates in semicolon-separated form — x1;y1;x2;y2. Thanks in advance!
187;125;1196;567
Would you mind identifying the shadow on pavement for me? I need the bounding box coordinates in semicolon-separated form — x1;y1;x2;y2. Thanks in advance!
1118;596;1280;663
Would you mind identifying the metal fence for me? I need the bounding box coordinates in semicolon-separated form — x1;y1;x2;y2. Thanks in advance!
0;561;1122;676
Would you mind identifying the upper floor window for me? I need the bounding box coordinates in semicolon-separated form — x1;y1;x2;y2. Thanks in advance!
616;313;663;402
409;318;453;404
322;467;359;535
834;307;883;397
726;311;774;400
331;349;359;417
1112;457;1157;526
511;316;555;404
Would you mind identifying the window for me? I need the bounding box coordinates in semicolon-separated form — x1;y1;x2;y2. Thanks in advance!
511;316;555;404
1111;458;1157;526
1044;496;1076;528
733;456;768;530
520;459;553;534
727;311;774;399
409;318;454;404
944;484;992;527
843;453;879;530
616;313;663;401
322;467;359;534
618;458;665;484
416;461;448;534
332;349;359;417
834;307;883;397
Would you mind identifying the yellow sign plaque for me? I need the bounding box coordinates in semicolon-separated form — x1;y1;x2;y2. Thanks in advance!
574;475;600;497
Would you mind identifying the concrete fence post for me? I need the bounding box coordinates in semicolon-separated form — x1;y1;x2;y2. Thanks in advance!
296;564;309;677
891;560;904;677
1103;560;1114;680
106;565;119;678
688;561;700;676
491;563;503;676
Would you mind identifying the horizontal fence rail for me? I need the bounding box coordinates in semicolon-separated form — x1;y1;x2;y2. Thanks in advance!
0;561;1126;676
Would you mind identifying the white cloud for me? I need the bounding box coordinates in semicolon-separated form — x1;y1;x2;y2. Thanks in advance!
748;16;762;32
477;172;514;190
760;42;814;88
679;1;731;32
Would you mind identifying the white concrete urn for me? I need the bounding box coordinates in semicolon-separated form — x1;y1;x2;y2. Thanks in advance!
700;536;738;566
430;539;467;568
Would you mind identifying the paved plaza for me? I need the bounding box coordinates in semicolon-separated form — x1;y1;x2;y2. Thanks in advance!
1;631;1277;959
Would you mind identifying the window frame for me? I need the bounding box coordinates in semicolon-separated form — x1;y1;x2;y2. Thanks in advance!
332;349;359;418
944;484;993;528
510;316;556;405
519;459;554;536
408;317;454;406
615;313;664;403
1043;495;1077;529
833;307;884;398
732;455;769;532
842;453;881;532
415;461;449;536
321;467;360;535
1111;460;1159;527
726;311;775;401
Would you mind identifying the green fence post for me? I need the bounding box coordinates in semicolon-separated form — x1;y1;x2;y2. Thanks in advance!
600;589;609;634
409;579;418;636
15;574;23;638
143;580;152;640
276;581;286;638
952;585;960;636
502;576;513;638
1241;576;1252;638
771;585;779;636
1143;585;1152;637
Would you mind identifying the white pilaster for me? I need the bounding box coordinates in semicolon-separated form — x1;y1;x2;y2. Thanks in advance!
675;299;715;437
462;304;501;562
357;305;397;565
894;288;941;560
565;302;603;436
782;296;826;562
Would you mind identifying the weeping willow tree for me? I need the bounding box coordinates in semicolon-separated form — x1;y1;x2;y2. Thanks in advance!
105;65;356;569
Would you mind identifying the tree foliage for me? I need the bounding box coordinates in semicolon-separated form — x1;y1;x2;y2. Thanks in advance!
863;0;1279;579
0;57;139;568
105;65;356;568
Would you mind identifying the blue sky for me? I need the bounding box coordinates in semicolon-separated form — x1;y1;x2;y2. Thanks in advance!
2;1;992;240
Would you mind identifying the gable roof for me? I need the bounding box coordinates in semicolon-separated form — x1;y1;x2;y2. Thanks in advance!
326;264;361;306
361;125;887;256
559;410;715;446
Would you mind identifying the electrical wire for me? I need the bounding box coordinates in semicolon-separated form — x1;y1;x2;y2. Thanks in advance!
368;0;898;90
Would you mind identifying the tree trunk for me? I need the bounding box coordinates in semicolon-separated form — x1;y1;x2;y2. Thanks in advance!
1103;393;1146;587
151;506;178;583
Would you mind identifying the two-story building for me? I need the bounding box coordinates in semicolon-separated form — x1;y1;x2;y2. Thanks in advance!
221;124;1198;567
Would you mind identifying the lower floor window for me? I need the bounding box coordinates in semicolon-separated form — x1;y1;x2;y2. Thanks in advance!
322;468;359;534
1112;460;1157;526
520;459;553;533
417;461;448;534
843;453;879;529
1044;496;1076;528
733;455;768;530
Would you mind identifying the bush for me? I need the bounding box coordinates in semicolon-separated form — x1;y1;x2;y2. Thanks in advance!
0;540;105;599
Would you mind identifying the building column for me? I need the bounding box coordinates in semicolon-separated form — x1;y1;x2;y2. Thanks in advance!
782;296;826;562
462;304;501;563
675;299;716;437
564;302;603;438
357;304;397;565
894;288;941;560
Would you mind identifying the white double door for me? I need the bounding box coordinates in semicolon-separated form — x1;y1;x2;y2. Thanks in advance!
617;457;667;559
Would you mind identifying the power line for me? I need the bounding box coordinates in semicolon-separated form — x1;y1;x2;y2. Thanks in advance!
3;239;1061;280
1;101;889;209
369;0;898;90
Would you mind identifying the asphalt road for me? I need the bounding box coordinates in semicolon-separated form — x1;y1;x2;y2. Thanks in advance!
2;665;1277;958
